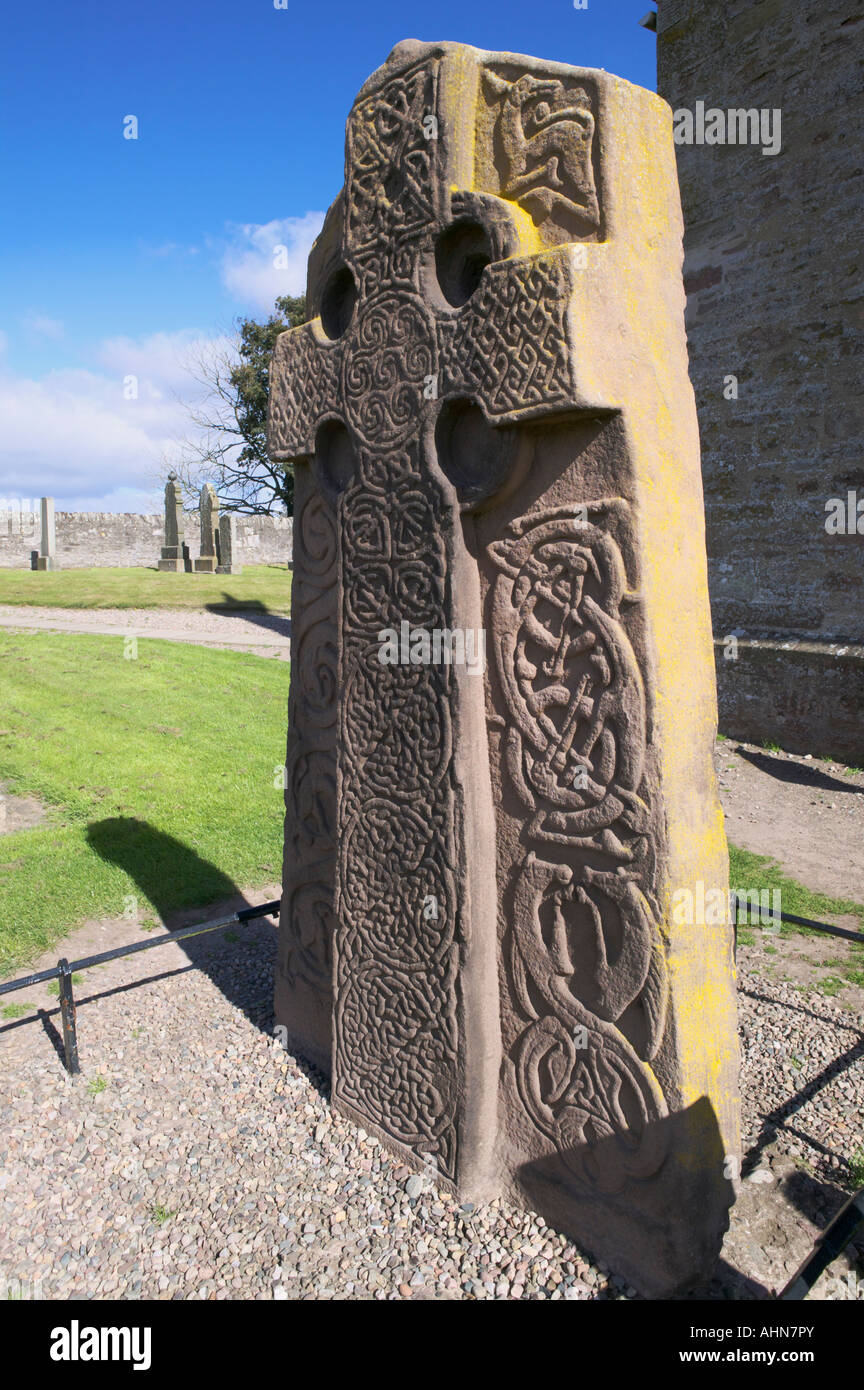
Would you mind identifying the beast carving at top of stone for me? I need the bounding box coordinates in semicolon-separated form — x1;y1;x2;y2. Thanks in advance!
269;40;739;1296
481;70;600;241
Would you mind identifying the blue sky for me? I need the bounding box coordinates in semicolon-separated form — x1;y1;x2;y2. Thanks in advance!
1;0;657;510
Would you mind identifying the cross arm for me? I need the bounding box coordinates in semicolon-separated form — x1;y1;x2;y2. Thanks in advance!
437;248;584;425
268;321;343;461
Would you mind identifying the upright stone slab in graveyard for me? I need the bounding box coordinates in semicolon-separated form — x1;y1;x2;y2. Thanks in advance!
216;514;241;575
194;484;220;573
35;497;57;571
268;40;740;1295
158;473;186;572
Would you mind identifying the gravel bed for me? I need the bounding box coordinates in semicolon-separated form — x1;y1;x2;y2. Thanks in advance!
0;924;861;1301
738;977;863;1185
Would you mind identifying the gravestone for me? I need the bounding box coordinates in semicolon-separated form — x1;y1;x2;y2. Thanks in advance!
34;497;57;571
268;39;739;1296
194;484;220;573
216;514;241;575
158;473;185;572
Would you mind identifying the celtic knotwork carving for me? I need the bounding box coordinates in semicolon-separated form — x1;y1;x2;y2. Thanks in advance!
277;483;339;1042
341;799;455;969
483;69;600;238
514;1015;666;1194
336;441;460;1179
335;960;458;1170
285;744;336;860
342;295;437;448
282;876;334;992
389;483;440;556
299;491;338;575
291;495;339;729
269;327;341;459
491;501;669;1187
346;58;441;259
317;51;465;1180
343;485;390;556
490;501;648;838
438;256;574;420
294;616;337;729
342;646;452;798
343;561;395;632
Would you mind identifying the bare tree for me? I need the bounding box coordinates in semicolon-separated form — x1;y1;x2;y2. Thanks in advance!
162;294;306;515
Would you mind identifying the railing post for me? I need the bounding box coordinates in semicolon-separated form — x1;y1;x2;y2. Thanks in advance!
779;1190;864;1299
57;958;80;1075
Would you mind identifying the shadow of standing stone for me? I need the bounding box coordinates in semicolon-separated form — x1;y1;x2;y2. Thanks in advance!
85;817;276;1032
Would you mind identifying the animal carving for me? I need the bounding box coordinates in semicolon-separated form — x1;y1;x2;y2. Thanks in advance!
490;501;670;1186
489;501;647;847
484;70;600;233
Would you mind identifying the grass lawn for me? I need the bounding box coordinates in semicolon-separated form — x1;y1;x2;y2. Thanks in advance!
0;630;288;976
2;624;858;982
729;842;864;933
0;564;292;615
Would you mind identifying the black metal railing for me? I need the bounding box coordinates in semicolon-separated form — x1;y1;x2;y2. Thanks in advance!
730;892;864;951
2;889;862;1299
0;899;280;1074
4;892;862;1072
779;1189;864;1300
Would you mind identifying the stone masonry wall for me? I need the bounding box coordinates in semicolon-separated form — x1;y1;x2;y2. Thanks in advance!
0;510;293;570
657;0;864;759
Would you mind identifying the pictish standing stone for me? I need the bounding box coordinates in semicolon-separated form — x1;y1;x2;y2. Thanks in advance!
216;514;242;574
34;497;57;571
158;473;186;572
194;484;221;573
268;39;740;1296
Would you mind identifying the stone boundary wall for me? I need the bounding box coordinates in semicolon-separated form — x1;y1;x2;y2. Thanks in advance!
0;511;293;570
657;0;863;761
715;638;864;764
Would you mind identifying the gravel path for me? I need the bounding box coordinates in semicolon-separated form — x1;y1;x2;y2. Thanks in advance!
716;740;864;908
1;909;861;1301
0;605;291;660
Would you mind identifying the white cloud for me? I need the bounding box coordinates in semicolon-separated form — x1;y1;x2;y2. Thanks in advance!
95;330;233;395
0;207;327;512
22;313;65;341
0;330;233;512
220;213;324;311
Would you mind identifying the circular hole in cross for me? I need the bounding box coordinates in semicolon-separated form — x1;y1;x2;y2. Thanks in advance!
435;397;516;507
433;221;493;308
320;266;358;340
315;419;356;497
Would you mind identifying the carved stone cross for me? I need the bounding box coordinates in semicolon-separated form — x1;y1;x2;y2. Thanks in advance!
158;473;185;572
194;483;220;574
269;40;739;1296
